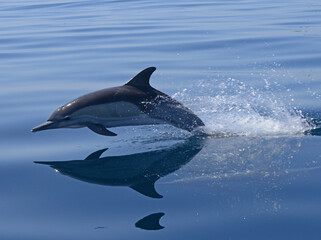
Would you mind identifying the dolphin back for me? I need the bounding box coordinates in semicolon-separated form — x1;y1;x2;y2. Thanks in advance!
125;67;205;132
144;95;205;132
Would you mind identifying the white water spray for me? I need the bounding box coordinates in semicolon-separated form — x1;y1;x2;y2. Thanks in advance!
174;76;311;136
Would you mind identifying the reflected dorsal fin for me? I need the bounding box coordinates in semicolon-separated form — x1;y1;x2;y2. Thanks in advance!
130;180;163;199
85;148;108;160
125;67;156;88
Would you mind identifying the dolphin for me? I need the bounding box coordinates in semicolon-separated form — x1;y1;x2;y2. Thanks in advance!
31;67;205;136
34;136;204;198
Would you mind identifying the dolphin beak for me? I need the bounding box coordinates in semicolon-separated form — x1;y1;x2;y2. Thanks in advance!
31;121;56;132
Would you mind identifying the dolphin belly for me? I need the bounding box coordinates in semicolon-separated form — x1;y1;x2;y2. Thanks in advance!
70;101;166;128
92;114;166;128
70;101;141;118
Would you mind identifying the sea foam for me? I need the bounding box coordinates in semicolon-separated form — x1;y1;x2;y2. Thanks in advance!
173;76;311;136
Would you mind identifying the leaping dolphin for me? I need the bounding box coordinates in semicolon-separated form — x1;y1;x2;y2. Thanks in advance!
31;67;204;136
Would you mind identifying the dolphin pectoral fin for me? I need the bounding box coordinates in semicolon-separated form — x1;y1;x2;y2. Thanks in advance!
130;180;163;199
85;148;108;160
87;124;117;136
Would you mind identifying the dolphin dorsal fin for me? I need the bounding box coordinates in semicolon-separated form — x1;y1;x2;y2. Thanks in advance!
125;67;156;88
130;180;163;199
85;148;108;160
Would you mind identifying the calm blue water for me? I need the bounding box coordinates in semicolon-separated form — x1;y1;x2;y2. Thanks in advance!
1;0;321;239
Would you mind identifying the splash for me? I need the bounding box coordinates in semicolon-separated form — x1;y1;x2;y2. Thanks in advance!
173;76;312;136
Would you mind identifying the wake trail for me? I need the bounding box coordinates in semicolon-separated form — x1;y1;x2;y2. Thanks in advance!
174;76;317;137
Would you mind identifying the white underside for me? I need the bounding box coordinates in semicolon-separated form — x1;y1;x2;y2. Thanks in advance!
76;114;166;128
68;102;166;128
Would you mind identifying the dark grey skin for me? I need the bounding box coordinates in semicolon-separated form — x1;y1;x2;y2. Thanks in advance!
35;136;204;198
31;67;205;136
135;212;165;230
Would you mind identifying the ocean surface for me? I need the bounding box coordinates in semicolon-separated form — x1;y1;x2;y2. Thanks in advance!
1;0;321;239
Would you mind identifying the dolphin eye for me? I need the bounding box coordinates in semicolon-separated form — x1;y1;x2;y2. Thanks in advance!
64;116;71;120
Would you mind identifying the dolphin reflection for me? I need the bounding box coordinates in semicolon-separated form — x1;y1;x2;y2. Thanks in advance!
135;212;165;230
35;136;204;198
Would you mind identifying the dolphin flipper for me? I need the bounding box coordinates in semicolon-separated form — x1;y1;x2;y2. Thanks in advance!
130;181;163;199
87;124;117;136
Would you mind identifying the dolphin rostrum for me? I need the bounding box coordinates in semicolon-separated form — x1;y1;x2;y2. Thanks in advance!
31;67;205;136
